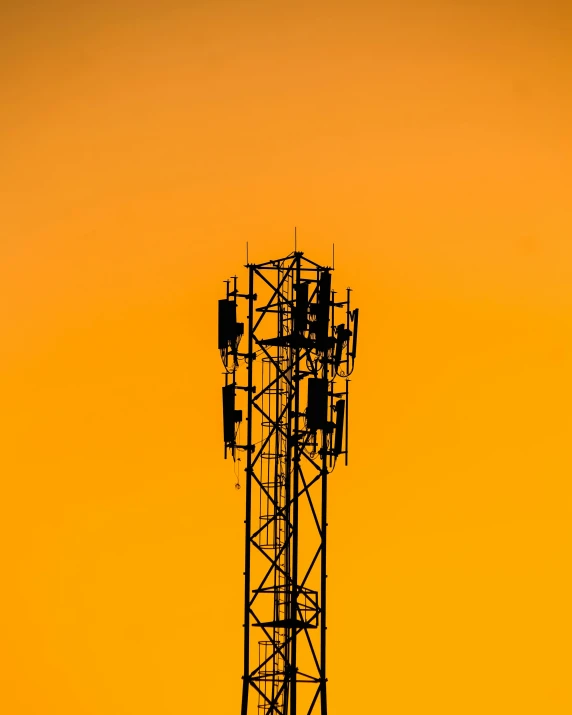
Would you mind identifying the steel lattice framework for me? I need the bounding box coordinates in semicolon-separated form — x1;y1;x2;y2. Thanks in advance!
218;251;358;715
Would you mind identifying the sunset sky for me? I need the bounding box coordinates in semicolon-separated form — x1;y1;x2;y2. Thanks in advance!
1;1;571;713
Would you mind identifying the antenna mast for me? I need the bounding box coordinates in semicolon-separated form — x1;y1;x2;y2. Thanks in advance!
217;249;359;714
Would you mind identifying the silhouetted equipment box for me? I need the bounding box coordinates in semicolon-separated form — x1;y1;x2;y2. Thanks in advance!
333;399;345;456
334;323;351;369
222;384;242;443
218;299;244;351
318;270;331;307
293;281;309;334
350;308;359;358
314;271;331;348
306;378;329;432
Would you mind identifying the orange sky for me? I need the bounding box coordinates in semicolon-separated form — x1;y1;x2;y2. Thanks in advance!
1;1;571;713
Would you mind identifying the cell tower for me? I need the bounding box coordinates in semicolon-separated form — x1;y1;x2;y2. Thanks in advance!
218;250;359;715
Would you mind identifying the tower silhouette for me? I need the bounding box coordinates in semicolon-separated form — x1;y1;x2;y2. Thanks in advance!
219;250;359;715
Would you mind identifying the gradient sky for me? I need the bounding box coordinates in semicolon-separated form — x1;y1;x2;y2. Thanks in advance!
1;1;571;713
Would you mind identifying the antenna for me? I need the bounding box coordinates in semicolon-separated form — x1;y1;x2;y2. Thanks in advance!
332;242;335;269
294;226;297;252
246;241;249;265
